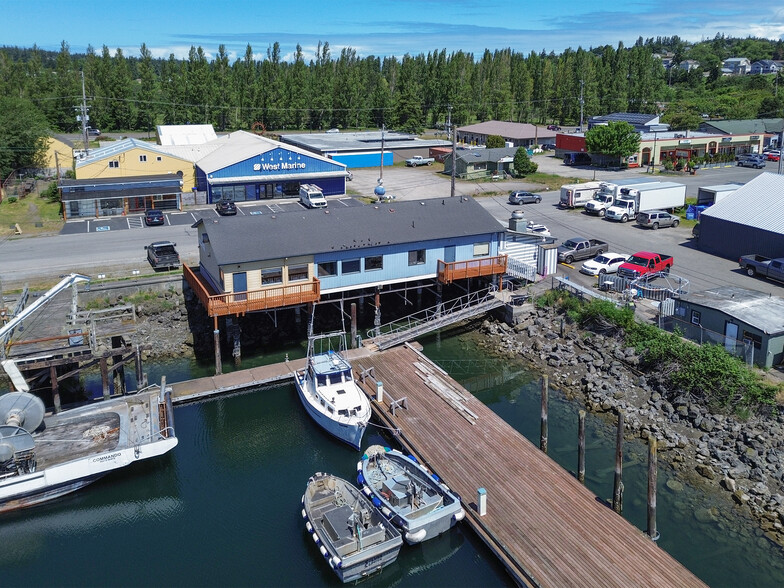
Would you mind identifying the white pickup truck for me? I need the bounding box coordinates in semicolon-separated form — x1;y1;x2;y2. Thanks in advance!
405;155;434;167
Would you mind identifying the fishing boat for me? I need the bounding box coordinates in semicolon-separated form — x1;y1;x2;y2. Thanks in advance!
301;472;403;583
293;331;371;450
0;386;177;514
357;445;465;544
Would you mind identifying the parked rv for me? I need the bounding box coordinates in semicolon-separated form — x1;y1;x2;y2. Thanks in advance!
559;181;602;208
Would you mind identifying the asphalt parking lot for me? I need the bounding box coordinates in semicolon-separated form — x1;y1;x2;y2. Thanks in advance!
60;197;362;234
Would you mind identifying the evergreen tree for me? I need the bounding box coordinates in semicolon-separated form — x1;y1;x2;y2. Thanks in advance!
512;146;537;176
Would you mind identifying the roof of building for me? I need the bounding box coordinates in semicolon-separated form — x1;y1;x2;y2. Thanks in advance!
723;57;749;64
679;286;784;335
195;130;344;174
700;172;784;233
698;118;784;135
60;174;183;188
75;138;191;168
589;113;659;126
193;195;504;266
456;121;555;141
454;147;519;163
59;174;183;201
157;124;218;145
280;130;451;154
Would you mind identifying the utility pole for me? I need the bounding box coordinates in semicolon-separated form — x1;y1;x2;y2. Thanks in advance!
448;105;456;197
579;79;585;131
75;71;91;156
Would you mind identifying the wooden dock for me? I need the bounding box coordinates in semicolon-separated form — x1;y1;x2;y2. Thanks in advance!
353;344;706;588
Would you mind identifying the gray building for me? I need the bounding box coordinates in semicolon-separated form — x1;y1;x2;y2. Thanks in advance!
455;121;554;148
443;147;518;180
671;286;784;368
696;173;784;260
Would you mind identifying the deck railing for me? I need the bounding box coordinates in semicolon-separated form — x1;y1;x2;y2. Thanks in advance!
183;265;320;317
437;255;508;284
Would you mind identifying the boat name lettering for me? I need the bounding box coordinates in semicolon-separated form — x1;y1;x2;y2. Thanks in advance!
259;162;306;172
92;452;122;464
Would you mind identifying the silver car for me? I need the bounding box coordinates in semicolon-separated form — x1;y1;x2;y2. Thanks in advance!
636;210;680;230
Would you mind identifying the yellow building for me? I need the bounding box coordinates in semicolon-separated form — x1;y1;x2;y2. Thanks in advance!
75;138;196;191
44;135;75;177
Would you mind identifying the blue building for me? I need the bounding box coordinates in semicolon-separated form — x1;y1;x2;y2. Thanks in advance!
186;196;507;324
195;131;351;203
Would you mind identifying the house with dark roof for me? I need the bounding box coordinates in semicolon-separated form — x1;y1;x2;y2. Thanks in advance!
750;60;783;75
455;121;555;148
443;147;518;180
185;196;508;320
669;286;784;368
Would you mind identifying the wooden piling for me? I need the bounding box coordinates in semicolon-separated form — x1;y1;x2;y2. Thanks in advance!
50;365;61;413
350;303;357;348
647;435;659;541
100;354;110;399
613;410;624;514
135;344;147;388
577;409;586;484
540;375;548;454
213;328;222;376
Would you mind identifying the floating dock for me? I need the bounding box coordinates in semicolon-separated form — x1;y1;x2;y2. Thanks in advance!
169;343;704;587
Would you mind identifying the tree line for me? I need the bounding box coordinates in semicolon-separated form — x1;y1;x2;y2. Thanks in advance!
1;35;783;178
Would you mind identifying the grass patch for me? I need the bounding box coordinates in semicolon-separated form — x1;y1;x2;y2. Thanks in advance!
0;192;63;235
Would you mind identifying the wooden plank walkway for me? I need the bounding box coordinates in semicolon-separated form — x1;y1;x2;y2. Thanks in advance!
353;343;706;588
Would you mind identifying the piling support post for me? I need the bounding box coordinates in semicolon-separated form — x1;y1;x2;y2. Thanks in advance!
540;375;548;454
213;328;222;376
374;289;381;337
577;410;586;484
613;410;625;514
100;354;110;399
647;435;659;541
294;305;302;328
50;365;61;413
135;344;147;388
350;303;357;348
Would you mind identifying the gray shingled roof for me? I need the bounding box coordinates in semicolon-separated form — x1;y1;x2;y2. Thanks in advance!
456;121;555;140
195;196;505;266
698;118;784;135
680;286;784;335
700;172;784;233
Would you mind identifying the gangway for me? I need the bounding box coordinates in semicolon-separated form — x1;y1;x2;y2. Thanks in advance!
365;287;506;351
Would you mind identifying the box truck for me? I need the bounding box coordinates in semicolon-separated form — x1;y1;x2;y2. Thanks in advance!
605;182;686;222
584;178;662;216
559;181;602;208
696;183;743;206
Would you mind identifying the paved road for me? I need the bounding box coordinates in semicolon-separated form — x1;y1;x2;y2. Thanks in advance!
0;157;776;300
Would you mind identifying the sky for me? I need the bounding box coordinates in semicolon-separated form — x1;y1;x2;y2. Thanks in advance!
5;1;784;63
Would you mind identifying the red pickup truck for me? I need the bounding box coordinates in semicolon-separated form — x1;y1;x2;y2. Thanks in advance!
617;251;673;279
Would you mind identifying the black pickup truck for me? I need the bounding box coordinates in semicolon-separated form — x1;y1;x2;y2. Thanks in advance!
146;241;180;270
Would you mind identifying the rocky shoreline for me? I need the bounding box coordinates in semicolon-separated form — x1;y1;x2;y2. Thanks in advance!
479;302;784;552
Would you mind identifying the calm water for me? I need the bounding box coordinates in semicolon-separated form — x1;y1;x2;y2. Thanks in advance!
2;327;783;587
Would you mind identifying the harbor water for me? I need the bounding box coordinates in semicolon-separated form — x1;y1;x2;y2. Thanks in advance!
2;325;783;587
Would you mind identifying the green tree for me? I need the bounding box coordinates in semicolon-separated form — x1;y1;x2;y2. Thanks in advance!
0;96;50;178
486;134;505;148
585;121;640;163
512;147;537;177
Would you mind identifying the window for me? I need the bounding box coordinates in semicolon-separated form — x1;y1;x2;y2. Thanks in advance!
691;310;701;325
342;259;361;274
261;267;283;285
408;249;426;266
742;330;762;350
156;156;162;162
139;155;147;162
318;261;337;277
473;242;490;257
365;256;383;271
288;264;309;282
109;160;119;168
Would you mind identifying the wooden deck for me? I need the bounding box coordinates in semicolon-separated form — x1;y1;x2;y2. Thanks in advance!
353;344;706;588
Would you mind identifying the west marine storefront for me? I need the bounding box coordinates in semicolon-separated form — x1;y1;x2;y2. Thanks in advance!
195;131;350;203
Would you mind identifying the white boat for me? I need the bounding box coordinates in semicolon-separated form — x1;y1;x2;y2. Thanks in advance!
301;472;402;583
0;386;177;514
293;332;371;450
357;445;465;544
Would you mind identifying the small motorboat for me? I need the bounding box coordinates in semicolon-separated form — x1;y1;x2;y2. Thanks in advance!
357;445;465;544
301;472;402;583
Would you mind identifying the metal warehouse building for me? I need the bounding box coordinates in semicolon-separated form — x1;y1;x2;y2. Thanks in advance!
696;173;784;260
279;130;451;168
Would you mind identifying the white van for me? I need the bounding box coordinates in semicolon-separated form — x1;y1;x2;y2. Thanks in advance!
299;184;327;209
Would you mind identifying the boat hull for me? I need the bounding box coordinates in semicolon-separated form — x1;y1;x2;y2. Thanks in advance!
302;472;402;583
358;447;465;545
0;389;178;515
294;375;366;450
